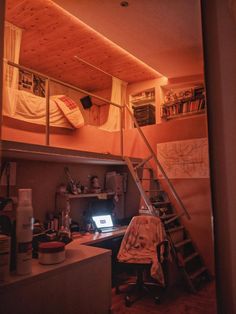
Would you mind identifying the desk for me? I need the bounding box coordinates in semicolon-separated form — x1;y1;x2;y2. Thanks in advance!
0;245;111;314
72;227;127;286
71;227;127;245
0;228;127;314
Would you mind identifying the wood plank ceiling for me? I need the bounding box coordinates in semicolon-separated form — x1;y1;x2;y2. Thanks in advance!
5;0;162;93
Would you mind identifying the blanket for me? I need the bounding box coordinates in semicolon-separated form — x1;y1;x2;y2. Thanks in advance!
117;215;166;285
3;88;85;129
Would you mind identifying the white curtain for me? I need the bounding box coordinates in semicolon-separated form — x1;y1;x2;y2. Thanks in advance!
99;77;127;132
3;22;22;116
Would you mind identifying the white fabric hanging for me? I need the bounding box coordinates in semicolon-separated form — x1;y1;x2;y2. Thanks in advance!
99;77;127;132
3;22;22;116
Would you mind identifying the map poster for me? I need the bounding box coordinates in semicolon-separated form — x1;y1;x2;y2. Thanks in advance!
157;138;210;179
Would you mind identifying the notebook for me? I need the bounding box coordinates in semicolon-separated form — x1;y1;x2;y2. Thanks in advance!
92;214;120;233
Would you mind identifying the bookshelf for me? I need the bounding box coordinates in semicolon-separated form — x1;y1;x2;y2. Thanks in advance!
160;84;206;120
130;88;156;126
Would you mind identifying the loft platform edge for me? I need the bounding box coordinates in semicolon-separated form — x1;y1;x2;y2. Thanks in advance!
0;140;141;165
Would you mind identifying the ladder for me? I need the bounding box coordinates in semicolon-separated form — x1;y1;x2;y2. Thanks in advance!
125;156;211;292
123;105;211;292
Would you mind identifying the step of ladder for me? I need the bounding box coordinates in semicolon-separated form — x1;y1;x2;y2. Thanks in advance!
160;214;176;221
152;201;170;207
164;212;186;225
174;238;192;249
167;226;185;233
189;266;208;280
145;189;163;193
183;252;199;263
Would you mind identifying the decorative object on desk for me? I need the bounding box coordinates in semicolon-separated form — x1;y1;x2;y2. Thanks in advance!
90;175;102;193
16;189;34;275
38;241;65;265
64;167;78;195
61;200;71;231
56;183;67;194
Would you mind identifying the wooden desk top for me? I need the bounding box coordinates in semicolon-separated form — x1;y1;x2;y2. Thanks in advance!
0;228;126;291
0;245;110;291
71;227;127;246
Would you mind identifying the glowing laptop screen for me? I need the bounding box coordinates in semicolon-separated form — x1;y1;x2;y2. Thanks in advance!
92;215;113;228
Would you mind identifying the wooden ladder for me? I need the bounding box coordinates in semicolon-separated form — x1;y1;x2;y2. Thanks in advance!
125;156;211;292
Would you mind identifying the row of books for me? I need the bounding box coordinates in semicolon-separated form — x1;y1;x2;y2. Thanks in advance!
161;96;205;119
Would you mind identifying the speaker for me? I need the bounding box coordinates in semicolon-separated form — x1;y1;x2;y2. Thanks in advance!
80;96;92;109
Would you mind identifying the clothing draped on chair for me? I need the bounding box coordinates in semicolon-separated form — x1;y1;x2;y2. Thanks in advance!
99;77;127;132
117;215;166;285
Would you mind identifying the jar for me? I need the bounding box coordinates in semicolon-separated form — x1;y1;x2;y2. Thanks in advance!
38;241;65;265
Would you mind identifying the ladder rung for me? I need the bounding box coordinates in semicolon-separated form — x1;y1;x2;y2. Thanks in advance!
141;166;152;170
184;252;199;263
164;211;185;224
161;214;176;220
174;238;192;248
152;201;170;207
134;155;153;170
145;189;162;192
189;267;207;280
167;226;184;233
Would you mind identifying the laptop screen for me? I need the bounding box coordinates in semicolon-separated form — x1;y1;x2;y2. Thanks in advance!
92;215;114;229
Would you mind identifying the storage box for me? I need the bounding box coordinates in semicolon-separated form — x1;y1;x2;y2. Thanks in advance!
133;104;156;127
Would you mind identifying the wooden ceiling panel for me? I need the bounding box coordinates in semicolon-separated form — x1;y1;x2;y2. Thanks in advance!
5;0;161;92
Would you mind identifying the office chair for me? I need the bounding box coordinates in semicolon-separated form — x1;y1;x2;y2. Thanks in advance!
115;215;169;307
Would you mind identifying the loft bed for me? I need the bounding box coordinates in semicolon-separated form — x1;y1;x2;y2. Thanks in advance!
2;60;127;160
1;21;145;160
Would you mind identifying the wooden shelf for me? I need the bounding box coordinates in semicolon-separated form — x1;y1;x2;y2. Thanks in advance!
66;192;115;199
162;109;205;120
1;140;141;165
131;97;155;106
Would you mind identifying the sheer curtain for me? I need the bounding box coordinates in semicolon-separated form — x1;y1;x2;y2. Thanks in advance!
99;77;127;132
3;22;22;116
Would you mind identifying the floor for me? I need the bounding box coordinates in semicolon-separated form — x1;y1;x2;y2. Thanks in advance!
111;280;217;314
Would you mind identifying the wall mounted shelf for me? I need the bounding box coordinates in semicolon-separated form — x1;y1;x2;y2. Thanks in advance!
66;192;115;199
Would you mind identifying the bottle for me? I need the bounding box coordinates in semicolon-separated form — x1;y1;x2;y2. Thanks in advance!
16;189;34;275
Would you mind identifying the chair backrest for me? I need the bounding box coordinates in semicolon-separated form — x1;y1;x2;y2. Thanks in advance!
117;215;167;285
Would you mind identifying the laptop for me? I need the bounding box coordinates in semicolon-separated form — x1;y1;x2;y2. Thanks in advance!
92;214;121;233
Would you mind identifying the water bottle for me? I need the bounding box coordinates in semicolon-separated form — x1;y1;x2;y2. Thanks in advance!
16;189;34;275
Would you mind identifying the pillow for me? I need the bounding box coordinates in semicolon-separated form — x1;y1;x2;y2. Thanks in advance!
52;95;85;128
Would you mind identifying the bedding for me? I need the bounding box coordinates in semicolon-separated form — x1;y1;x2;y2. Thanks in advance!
3;87;85;129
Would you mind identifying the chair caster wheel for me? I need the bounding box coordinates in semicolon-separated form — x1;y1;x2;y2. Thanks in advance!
154;296;161;304
125;295;132;307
